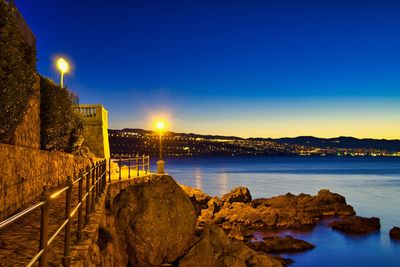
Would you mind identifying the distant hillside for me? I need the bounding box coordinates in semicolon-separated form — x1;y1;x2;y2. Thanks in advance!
270;136;400;151
111;128;400;151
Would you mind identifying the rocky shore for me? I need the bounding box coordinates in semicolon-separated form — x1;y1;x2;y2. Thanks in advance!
97;175;386;267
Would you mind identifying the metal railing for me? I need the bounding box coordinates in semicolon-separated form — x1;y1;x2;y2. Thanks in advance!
112;154;150;180
0;156;150;267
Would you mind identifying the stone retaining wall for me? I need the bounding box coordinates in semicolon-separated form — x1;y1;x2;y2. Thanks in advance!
0;143;90;220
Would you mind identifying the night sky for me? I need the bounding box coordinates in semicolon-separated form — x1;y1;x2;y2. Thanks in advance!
18;0;400;139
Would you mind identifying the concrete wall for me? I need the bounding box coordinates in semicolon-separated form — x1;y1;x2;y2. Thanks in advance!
75;104;110;159
0;143;90;220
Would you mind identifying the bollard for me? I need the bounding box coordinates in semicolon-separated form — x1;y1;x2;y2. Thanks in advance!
119;158;121;180
142;154;145;172
77;170;83;241
91;163;95;211
62;176;73;267
39;186;50;267
85;165;91;225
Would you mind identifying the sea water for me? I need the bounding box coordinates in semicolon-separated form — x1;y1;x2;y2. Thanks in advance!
162;156;400;267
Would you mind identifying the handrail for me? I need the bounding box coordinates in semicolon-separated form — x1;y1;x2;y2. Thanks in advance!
0;201;44;230
0;156;153;267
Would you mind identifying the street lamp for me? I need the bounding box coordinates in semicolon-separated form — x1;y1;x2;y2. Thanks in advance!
56;57;69;88
156;120;165;174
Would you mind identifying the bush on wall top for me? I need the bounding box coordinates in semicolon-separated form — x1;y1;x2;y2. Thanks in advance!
40;76;84;153
0;1;36;142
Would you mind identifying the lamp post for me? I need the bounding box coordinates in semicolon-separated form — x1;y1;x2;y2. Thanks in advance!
156;121;165;174
56;57;69;88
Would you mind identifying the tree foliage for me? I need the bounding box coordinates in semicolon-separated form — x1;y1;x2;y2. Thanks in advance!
40;77;84;153
0;2;36;142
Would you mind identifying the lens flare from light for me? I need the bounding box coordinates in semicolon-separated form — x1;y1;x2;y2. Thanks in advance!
156;121;165;130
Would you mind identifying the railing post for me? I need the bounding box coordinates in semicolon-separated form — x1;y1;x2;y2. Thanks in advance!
95;163;99;203
91;163;95;211
39;186;50;267
108;158;111;183
102;160;106;191
62;176;73;267
77;170;84;241
136;155;139;176
119;157;121;181
128;155;131;179
85;165;91;225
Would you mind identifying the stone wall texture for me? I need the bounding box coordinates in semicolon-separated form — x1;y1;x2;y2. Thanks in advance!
10;74;41;149
0;143;90;220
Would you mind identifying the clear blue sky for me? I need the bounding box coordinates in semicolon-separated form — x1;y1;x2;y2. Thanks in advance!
18;0;400;138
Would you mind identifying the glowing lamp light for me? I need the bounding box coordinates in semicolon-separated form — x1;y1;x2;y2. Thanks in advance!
56;57;70;87
56;57;69;74
156;121;165;130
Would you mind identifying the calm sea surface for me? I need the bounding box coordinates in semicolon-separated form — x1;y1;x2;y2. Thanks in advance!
161;156;400;267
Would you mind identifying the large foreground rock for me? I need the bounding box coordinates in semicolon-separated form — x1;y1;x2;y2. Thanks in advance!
113;175;197;266
248;236;315;253
331;216;380;234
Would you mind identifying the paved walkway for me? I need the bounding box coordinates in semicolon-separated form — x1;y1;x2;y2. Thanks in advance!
0;166;151;267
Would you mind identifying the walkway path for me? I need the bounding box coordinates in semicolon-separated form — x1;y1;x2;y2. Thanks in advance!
0;166;151;267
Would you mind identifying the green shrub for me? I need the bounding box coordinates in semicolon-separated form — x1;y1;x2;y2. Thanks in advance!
40;76;84;153
0;1;36;142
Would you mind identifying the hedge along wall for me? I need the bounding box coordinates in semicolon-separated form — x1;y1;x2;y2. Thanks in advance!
0;1;37;144
40;77;84;153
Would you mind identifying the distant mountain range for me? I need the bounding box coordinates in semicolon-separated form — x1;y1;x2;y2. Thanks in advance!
112;128;400;151
264;136;400;151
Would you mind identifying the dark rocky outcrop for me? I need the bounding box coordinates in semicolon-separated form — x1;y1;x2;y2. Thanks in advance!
330;216;381;234
113;175;197;266
179;224;283;267
209;189;355;230
389;227;400;239
221;187;252;204
248;236;315;254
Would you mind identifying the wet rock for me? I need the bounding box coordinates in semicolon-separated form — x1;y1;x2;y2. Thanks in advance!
248;253;288;267
248;236;315;253
227;224;254;241
389;226;400;239
222;187;252;204
114;175;197;266
331;216;380;234
272;256;294;266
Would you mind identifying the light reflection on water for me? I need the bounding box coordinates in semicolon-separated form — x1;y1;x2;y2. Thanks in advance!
162;156;400;267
